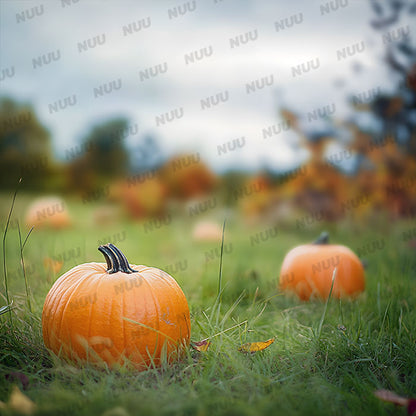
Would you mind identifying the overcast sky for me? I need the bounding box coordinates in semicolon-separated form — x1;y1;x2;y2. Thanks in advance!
0;0;402;173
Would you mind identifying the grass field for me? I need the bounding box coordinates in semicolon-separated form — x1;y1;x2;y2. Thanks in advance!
0;192;415;415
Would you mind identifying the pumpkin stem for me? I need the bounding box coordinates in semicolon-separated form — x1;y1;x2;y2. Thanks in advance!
98;244;137;274
313;231;329;245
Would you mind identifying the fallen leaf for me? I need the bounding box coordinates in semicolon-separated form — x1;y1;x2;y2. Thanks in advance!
238;338;275;354
8;385;36;415
43;257;63;274
191;339;211;352
374;389;409;406
374;389;416;415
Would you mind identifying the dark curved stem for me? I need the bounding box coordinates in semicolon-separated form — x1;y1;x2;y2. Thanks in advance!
98;244;137;274
98;245;113;271
313;231;329;245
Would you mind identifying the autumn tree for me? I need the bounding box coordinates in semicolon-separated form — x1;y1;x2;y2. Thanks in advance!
159;153;217;199
271;0;416;219
350;0;416;216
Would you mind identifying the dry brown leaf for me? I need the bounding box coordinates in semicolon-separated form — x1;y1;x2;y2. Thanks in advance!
374;389;409;406
8;385;36;415
374;389;416;415
191;339;211;352
238;338;275;354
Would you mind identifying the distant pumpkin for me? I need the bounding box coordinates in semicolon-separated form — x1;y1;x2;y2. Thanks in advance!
279;232;365;300
25;196;71;229
192;221;223;242
42;244;191;370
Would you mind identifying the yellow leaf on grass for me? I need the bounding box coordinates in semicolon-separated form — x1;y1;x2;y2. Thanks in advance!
43;257;63;274
191;339;211;352
8;385;36;415
238;338;275;354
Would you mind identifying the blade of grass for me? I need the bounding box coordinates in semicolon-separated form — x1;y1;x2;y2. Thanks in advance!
206;319;248;340
0;301;13;316
377;301;391;344
122;317;178;344
211;218;227;326
316;268;337;340
338;296;344;326
2;178;22;326
217;218;227;301
219;290;245;327
17;221;34;313
22;225;34;250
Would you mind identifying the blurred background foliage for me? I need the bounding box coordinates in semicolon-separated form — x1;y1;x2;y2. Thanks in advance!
0;0;415;224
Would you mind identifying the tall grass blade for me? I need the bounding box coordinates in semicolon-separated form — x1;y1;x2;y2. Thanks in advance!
2;178;22;325
317;268;337;340
206;319;248;340
217;218;227;301
17;221;34;313
211;218;227;325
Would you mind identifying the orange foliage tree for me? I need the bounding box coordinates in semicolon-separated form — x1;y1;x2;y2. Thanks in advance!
159;153;217;199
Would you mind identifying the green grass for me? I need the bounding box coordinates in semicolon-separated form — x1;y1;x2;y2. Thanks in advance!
0;192;415;415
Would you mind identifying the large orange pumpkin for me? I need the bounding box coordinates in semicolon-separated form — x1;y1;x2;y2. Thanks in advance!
279;232;365;300
42;244;191;370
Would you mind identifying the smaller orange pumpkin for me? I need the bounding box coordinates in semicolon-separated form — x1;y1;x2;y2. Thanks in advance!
25;196;71;229
279;232;365;300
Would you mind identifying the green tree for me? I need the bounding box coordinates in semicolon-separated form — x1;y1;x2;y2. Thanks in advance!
83;118;130;177
66;118;130;191
0;97;53;189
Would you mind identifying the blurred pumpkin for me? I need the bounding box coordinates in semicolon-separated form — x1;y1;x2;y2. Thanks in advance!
279;232;365;300
192;221;223;242
25;196;71;229
42;243;191;370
